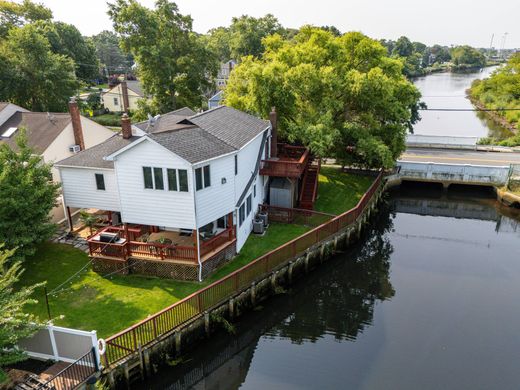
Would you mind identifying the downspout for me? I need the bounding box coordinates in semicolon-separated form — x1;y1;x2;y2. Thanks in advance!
196;227;202;282
191;166;202;281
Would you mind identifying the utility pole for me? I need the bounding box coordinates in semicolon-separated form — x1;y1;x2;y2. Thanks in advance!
44;286;52;321
489;33;494;58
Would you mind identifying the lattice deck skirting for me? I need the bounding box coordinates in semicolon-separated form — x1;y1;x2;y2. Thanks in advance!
90;241;237;281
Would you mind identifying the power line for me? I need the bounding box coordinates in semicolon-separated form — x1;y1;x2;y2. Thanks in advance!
419;108;520;112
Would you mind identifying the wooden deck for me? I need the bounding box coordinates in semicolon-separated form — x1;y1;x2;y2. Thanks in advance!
259;144;310;178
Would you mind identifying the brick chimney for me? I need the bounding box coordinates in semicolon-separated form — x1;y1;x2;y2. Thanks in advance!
121;80;130;113
121;113;132;139
68;98;85;150
269;107;278;158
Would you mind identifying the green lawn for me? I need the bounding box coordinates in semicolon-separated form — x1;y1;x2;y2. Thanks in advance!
19;168;372;337
20;223;309;337
315;166;374;215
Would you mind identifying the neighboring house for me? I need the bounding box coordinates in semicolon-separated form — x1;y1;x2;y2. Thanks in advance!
102;80;146;112
0;102;29;126
208;90;223;110
216;60;237;89
0;100;116;222
56;106;274;280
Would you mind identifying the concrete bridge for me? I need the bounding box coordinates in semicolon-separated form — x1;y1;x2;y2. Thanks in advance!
392;134;520;189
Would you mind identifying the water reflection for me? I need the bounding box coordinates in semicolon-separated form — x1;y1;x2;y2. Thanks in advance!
138;204;396;390
138;188;520;390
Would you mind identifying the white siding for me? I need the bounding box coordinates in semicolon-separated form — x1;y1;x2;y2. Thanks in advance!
235;171;265;251
233;133;265;205
114;139;196;229
233;131;268;252
43;118;114;181
60;167;121;211
194;154;235;227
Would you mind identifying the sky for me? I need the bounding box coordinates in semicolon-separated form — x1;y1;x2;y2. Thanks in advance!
32;0;519;48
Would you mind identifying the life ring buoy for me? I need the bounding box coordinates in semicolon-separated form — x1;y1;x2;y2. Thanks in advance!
98;338;106;355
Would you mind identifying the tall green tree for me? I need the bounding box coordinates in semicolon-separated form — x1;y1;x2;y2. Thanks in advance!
392;36;414;58
0;0;52;37
34;21;99;82
0;245;44;384
0;24;78;111
451;45;486;68
0;130;60;259
225;28;421;169
109;0;217;113
228;14;283;60
89;30;133;75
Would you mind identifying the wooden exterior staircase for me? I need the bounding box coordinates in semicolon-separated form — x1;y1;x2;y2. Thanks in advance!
299;158;321;210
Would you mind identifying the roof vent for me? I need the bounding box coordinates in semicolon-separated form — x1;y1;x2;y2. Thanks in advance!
69;144;81;153
47;112;57;124
1;127;17;138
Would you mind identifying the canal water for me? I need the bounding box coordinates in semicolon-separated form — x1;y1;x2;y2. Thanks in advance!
137;185;520;390
412;67;513;139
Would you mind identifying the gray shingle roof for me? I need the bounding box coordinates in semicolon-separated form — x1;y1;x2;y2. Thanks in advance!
126;80;145;97
0;112;71;154
57;106;269;167
149;127;235;164
56;134;137;169
134;107;196;133
184;106;270;150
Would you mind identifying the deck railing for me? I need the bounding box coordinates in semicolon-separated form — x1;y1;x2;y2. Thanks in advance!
37;347;98;390
200;227;234;257
103;171;384;366
259;204;334;227
128;241;197;263
260;146;310;178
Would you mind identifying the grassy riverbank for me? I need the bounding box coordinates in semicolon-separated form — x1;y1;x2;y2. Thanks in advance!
18;168;373;337
470;53;520;146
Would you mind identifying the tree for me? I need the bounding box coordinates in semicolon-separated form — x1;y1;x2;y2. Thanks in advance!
0;130;60;259
228;14;283;60
225;28;421;169
392;36;414;58
89;30;133;76
109;0;217;112
0;245;44;383
34;21;99;82
0;0;52;37
0;24;78;111
204;26;232;62
451;45;486;68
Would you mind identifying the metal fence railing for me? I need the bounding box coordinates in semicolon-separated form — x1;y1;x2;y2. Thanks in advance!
38;347;98;390
103;171;384;366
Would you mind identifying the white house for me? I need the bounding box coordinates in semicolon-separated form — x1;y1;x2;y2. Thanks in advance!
0;100;116;222
56;106;273;280
102;80;146;112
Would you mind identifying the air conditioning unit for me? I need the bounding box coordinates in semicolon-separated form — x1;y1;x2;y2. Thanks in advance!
69;144;81;153
258;212;268;227
253;219;265;234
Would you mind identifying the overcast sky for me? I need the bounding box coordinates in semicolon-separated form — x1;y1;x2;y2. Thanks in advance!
34;0;519;48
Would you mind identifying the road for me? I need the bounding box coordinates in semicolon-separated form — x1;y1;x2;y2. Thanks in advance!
400;148;520;166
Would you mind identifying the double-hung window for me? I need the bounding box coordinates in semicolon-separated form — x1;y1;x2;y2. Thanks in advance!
143;167;154;189
144;166;189;192
195;165;211;191
153;168;164;190
95;173;105;190
167;169;177;191
239;203;245;226
246;194;252;216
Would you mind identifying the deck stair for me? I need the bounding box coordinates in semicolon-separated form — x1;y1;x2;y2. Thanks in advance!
299;158;321;210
